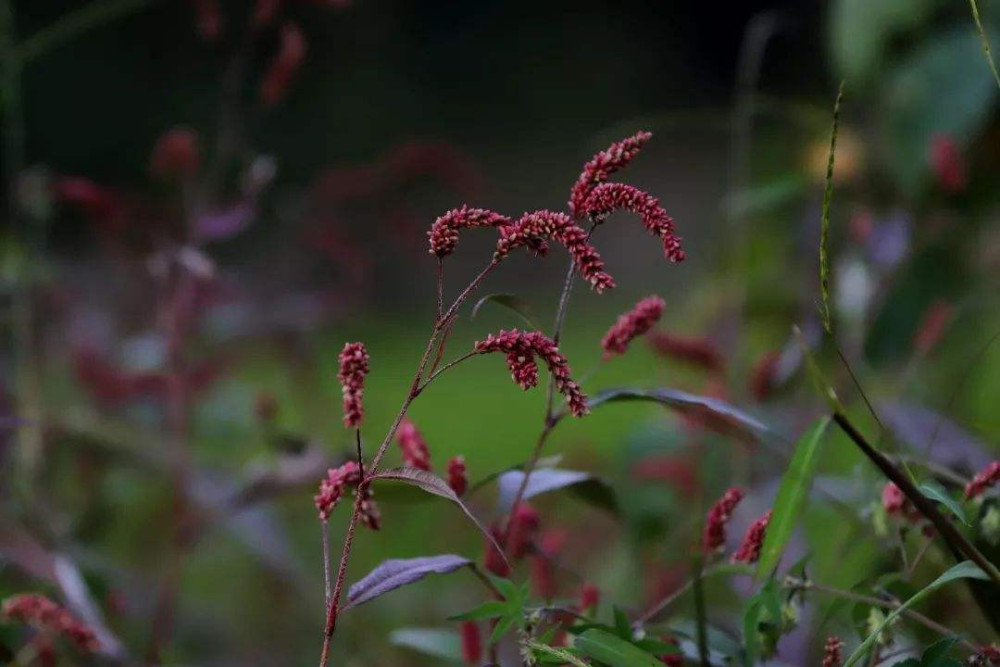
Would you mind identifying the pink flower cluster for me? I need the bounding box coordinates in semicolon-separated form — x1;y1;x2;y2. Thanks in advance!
965;461;1000;500
474;329;588;416
447;456;468;496
601;295;666;358
822;636;844;667
495;210;615;293
314;461;360;520
582;183;684;262
703;487;745;553
427;206;512;257
396;418;432;471
337;342;370;428
568;130;652;216
731;509;772;564
1;594;100;654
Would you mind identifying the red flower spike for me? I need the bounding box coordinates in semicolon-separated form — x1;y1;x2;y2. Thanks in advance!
314;461;360;520
337;342;369;428
822;635;844;667
396;418;432;471
355;484;381;531
929;134;967;193
483;524;510;577
966;461;1000;500
569;131;652;217
748;350;781;401
447;456;468;497
475;329;588;416
259;22;307;107
0;594;100;654
647;331;725;374
150;127;200;179
508;503;541;559
703;487;745;553
601;295;665;359
495;210;615;293
731;509;772;564
427;205;512;257
460;620;482;664
579;583;600;612
582;183;684;262
530;531;567;600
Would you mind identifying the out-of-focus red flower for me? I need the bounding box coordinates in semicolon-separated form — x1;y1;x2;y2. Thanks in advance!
447;456;467;496
150;127;200;179
259;22;307;107
460;621;482;664
631;454;698;498
1;594;100;654
483;524;510;577
929;134;967;193
54;177;129;234
396;418;432;471
748;350;781;401
579;582;600;613
601;295;665;359
647;331;725;374
530;531;567;600
966;461;1000;500
253;0;281;27
913;300;954;357
193;0;223;41
703;487;745;553
732;509;772;564
507;503;540;559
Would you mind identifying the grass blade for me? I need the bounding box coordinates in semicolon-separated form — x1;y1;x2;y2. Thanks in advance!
819;81;845;334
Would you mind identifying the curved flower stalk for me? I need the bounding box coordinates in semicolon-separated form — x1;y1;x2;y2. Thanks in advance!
495;210;615;293
427;205;513;257
568;130;652;217
601;295;666;358
474;329;589;417
582;183;684;262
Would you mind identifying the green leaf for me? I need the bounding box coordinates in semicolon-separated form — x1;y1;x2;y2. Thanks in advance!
743;581;781;667
389;628;463;662
818;82;843;334
920;636;959;665
448;599;508;622
757;418;831;578
612;606;632;640
829;0;934;86
918;481;969;526
489;614;518;645
471;293;539;329
574;629;665;667
844;562;989;666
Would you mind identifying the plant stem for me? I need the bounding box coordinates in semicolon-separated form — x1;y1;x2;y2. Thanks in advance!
17;0;156;65
321;520;332;608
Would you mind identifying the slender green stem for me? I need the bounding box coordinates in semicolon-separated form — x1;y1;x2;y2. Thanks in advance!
969;0;1000;90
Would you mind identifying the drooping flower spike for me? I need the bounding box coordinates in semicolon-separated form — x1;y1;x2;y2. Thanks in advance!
337;342;369;428
396;418;432;471
601;295;666;359
731;509;772;564
703;487;745;553
569;130;652;217
965;461;1000;500
648;331;725;374
1;594;100;654
427;205;513;257
822;635;844;667
447;456;468;496
474;329;589;416
314;461;360;520
582;183;684;262
495;211;615;293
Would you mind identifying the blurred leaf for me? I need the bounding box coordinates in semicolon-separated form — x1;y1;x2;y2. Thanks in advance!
575;629;664;667
496;469;618;514
725;174;809;218
878;401;992;470
968;0;1000;90
829;0;935;86
587;387;777;444
742;581;781;667
844;562;989;666
471;293;539;329
389;628;463;662
489;614;518;644
449;600;508;622
344;554;472;611
918;481;969;526
757;418;831;578
819;82;844;334
371;468;509;570
920;636;960;665
883;28;999;193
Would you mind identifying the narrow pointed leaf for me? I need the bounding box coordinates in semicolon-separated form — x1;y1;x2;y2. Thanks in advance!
471;293;539;329
575;628;665;667
819;81;845;334
343;554;472;611
448;600;508;622
371;468;509;570
844;562;988;666
496;469;618;514
918;481;969;526
756;417;830;578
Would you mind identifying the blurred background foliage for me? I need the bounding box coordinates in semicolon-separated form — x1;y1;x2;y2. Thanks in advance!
1;0;999;665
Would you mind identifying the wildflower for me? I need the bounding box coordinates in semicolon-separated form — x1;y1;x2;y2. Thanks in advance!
495;210;615;293
530;531;566;600
260;22;307;107
929;134;966;193
427;205;512;257
150;127;200;179
314;461;360;520
647;331;724;374
447;456;468;496
355;484;381;531
460;621;482;665
965;461;1000;500
0;594;100;654
337;342;369;428
475;329;589;416
703;487;745;553
483;524;510;577
881;482;907;514
748;350;781;401
508;503;541;559
822;635;843;667
582;183;684;262
732;509;772;564
601;295;666;358
396;418;432;471
579;583;600;613
505;350;540;389
568;131;652;217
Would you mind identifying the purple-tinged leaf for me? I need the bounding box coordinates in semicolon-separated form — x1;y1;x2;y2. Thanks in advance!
496;469;618;514
343;555;472;611
371;468;509;570
587;387;778;444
